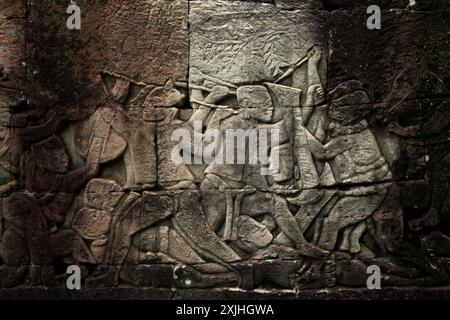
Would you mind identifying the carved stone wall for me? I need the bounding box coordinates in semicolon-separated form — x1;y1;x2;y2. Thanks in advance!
0;0;449;299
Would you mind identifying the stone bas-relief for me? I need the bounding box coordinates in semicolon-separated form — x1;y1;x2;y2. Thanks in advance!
0;0;449;297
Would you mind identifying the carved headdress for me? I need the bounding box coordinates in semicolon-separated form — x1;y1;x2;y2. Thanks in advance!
328;80;371;126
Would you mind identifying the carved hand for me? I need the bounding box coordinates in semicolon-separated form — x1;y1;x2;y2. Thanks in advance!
272;186;301;196
306;84;325;106
205;85;231;104
308;46;322;65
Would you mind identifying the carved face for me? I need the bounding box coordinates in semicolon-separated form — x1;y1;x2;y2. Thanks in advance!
237;86;273;123
244;104;274;123
143;106;180;124
143;81;185;122
327;84;371;125
32;136;69;173
328;103;369;126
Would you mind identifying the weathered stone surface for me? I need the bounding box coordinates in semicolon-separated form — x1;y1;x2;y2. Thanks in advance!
27;0;188;118
190;0;328;92
328;9;449;105
0;0;449;300
0;23;25;90
0;0;26;18
323;0;448;11
0;1;26;90
0;89;22;197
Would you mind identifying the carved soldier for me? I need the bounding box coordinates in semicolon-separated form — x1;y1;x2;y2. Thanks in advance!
0;100;77;287
199;85;327;258
1;134;102;286
309;81;391;251
0;104;66;197
72;178;125;264
85;84;245;287
75;77;180;190
390;100;450;231
295;81;393;286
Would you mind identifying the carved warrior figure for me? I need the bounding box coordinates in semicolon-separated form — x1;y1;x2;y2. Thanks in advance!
84;80;250;287
1;135;102;286
199;85;326;258
309;82;392;251
75;77;185;190
383;59;450;233
72;178;125;264
82;56;333;286
295;81;394;287
186;44;330;261
389;101;450;231
0;104;87;287
0;106;65;198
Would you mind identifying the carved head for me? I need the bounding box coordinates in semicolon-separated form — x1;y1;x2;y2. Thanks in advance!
143;79;185;123
31;136;69;173
328;80;371;125
237;85;273;123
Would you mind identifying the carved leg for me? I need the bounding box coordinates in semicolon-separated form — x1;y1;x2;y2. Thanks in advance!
173;191;241;263
87;193;141;287
128;124;157;189
123;148;136;190
349;222;367;254
319;195;384;252
26;209;61;286
339;227;351;251
200;175;228;232
0;227;29;288
339;222;367;253
273;196;327;258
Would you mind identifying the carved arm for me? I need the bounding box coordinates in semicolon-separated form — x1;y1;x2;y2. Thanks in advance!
305;129;352;160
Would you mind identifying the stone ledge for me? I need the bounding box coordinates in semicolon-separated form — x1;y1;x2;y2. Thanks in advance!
1;287;450;300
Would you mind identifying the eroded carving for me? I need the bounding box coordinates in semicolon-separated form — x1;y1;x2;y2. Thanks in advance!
0;0;448;295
